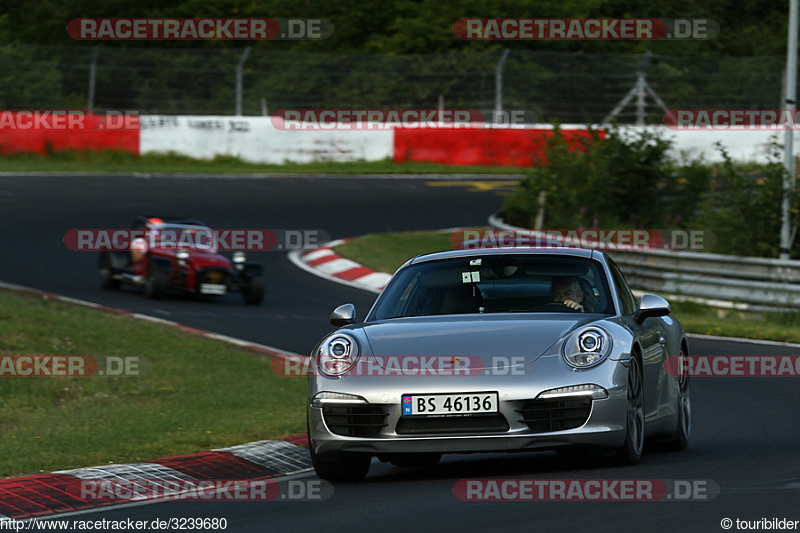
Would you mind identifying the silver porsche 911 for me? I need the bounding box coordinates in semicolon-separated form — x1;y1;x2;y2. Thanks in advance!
307;248;690;481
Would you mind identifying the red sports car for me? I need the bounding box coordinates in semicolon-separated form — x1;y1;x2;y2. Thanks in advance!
97;216;265;305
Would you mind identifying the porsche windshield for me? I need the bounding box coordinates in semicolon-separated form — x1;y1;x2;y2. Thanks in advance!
369;255;614;319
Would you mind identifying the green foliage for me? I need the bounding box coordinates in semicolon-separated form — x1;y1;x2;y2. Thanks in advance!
0;0;792;56
0;2;793;117
503;125;709;229
695;142;800;258
0;44;62;108
502;127;800;259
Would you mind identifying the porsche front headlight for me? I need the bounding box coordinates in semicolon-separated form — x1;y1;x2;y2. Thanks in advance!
562;327;612;368
316;334;360;377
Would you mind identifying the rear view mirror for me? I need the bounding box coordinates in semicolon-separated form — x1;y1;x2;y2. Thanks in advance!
634;294;671;324
330;303;356;327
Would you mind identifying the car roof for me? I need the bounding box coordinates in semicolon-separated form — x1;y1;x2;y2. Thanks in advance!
405;246;604;266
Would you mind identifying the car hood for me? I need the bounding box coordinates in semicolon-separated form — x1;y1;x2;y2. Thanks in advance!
358;314;601;368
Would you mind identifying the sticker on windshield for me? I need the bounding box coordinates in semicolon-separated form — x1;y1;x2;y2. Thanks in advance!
462;271;480;283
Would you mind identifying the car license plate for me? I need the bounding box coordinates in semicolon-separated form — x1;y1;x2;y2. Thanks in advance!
199;283;227;295
402;392;498;416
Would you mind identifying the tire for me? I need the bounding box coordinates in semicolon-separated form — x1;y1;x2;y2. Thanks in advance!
144;263;168;300
307;413;370;482
310;449;371;482
665;349;691;451
389;453;441;468
615;355;645;465
98;254;120;290
307;424;370;482
242;276;264;305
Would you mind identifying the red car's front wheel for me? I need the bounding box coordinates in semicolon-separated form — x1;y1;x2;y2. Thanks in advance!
241;276;264;305
145;264;168;299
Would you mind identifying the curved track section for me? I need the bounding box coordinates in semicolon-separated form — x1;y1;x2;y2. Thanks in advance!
1;174;798;532
0;175;500;353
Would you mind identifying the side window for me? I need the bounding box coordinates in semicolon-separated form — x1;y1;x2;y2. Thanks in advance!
608;259;637;314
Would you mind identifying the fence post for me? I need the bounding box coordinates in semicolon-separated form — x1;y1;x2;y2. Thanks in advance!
236;47;251;116
781;0;798;259
88;47;98;111
635;72;646;126
635;51;652;126
494;49;510;122
603;51;668;125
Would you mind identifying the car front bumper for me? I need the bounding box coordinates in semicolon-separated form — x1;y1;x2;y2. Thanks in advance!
308;355;630;456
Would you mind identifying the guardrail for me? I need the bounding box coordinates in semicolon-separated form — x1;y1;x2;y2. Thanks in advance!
606;249;800;310
488;214;800;312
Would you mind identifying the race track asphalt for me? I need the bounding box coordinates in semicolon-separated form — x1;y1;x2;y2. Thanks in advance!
0;174;510;353
1;174;798;532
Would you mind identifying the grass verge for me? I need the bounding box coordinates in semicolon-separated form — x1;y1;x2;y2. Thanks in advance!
334;231;456;274
667;300;800;343
0;288;305;478
333;231;800;344
0;150;524;175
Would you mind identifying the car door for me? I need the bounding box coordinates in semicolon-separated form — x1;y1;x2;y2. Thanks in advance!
608;259;665;420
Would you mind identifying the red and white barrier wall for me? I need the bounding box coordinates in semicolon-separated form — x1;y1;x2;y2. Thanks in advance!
0;113;792;166
139;116;395;164
392;126;597;166
0;112;139;155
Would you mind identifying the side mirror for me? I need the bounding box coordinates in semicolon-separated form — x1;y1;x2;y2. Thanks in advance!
330;303;357;327
634;293;671;324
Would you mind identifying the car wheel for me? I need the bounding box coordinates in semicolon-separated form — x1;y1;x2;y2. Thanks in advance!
615;355;645;464
98;254;120;290
242;276;264;305
144;264;168;300
307;415;370;482
310;447;371;482
309;444;370;482
665;349;691;450
389;453;441;468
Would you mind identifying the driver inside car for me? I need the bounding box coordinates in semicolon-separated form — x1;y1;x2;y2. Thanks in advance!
131;217;163;270
551;276;586;312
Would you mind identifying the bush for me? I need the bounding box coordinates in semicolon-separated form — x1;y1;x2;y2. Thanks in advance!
502;126;800;259
503;125;710;229
695;143;799;258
